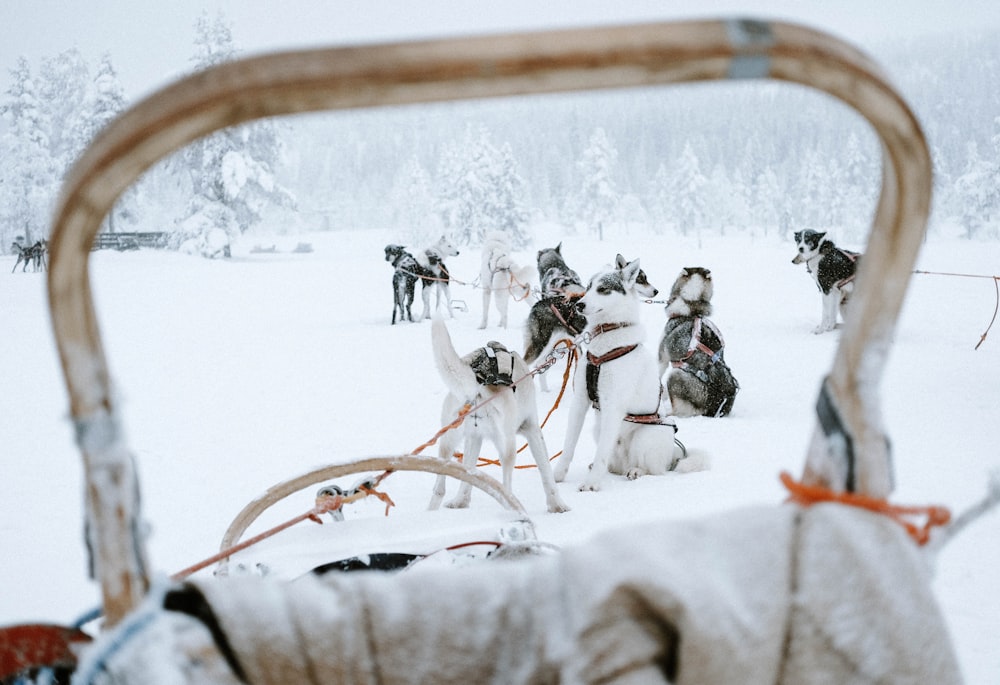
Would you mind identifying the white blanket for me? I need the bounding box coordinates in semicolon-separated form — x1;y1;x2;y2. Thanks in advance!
77;503;961;684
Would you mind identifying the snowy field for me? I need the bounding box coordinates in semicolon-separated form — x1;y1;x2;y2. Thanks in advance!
2;225;999;681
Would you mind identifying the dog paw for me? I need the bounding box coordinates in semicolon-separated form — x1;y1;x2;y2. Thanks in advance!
625;468;645;481
547;498;571;513
445;498;471;509
578;480;602;492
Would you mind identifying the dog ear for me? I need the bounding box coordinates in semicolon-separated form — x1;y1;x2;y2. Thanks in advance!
555;242;562;253
679;268;689;277
615;254;626;269
622;258;641;284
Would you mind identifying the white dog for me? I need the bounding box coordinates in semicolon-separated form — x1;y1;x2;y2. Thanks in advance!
478;231;534;329
429;318;569;513
415;235;461;320
554;259;704;491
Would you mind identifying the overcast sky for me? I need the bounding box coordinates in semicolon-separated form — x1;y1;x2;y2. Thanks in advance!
3;0;1000;100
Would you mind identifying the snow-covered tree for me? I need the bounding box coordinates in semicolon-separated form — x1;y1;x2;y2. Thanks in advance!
173;11;295;254
668;142;708;237
575;127;621;240
953;140;1000;239
37;49;92;171
0;58;57;249
390;155;442;245
435;125;529;247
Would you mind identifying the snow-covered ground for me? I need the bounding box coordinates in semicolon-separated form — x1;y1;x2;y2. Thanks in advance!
2;225;998;681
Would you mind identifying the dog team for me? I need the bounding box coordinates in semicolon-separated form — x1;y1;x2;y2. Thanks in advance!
384;227;859;510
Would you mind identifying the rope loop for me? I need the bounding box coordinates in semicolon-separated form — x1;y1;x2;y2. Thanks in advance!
780;471;951;546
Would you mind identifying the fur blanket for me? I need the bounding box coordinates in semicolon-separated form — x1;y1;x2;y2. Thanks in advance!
78;503;960;684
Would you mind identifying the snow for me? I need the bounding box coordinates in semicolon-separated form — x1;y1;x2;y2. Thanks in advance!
2;226;999;681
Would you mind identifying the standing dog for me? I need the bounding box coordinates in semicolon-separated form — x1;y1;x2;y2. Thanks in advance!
11;240;47;273
428;318;569;513
554;258;701;491
791;229;862;333
415;235;460;319
478;231;533;329
384;244;422;324
658;267;739;417
536;242;585;299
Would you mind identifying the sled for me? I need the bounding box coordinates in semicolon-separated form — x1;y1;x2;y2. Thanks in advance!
3;16;980;684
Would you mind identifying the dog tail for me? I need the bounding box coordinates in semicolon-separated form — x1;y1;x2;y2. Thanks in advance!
673;446;711;474
432;317;482;399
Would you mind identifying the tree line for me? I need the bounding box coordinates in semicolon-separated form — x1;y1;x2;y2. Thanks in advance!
3;18;999;256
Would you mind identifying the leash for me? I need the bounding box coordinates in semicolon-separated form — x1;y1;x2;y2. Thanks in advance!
913;269;1000;349
170;477;395;580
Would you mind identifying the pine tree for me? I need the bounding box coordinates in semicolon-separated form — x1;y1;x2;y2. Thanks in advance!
174;11;295;255
0;57;57;248
575;127;620;240
435;125;529;247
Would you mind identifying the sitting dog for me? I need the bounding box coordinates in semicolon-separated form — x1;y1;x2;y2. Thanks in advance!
384;244;422;324
554;258;702;491
525;254;657;393
791;229;862;333
428;318;569;513
414;235;460;319
478;231;534;329
658;267;739;417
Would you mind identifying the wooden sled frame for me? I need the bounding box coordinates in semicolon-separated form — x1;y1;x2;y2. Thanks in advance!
47;18;931;626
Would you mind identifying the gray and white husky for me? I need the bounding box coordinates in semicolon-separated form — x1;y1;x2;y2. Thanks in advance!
554;258;705;491
524;254;657;393
658;267;739;417
478;231;533;329
415;235;460;320
791;229;862;334
429;318;569;513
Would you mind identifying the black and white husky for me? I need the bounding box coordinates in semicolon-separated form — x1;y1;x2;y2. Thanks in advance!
658;267;739;417
791;229;862;334
384;244;421;324
478;231;533;329
428;318;569;513
554;258;704;491
415;235;460;320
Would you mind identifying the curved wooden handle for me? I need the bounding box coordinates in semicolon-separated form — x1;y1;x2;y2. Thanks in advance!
46;18;931;625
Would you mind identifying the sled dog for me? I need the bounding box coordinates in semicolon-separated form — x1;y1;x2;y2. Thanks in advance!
658;267;739;417
429;318;569;513
525;254;657;393
11;240;47;273
536;242;585;299
384;244;421;324
554;258;704;491
478;231;534;329
791;229;862;333
415;235;460;320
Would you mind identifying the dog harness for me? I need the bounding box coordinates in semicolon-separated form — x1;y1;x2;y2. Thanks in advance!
548;299;584;336
807;246;861;291
584;323;668;425
469;342;516;388
670;316;726;381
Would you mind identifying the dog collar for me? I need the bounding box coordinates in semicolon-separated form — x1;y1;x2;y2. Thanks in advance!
589;322;632;337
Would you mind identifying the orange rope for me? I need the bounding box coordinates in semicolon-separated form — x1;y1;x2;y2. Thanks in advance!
780;471;951;546
913;270;1000;349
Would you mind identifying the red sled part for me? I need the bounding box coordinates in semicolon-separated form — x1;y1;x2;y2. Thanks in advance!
0;624;92;683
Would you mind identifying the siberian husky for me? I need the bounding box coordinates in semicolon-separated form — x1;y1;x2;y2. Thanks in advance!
791;229;862;333
525;254;657;393
536;242;585;299
478;231;534;329
658;267;739;417
384;244;421;324
554;258;703;491
415;235;460;319
429;318;569;513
